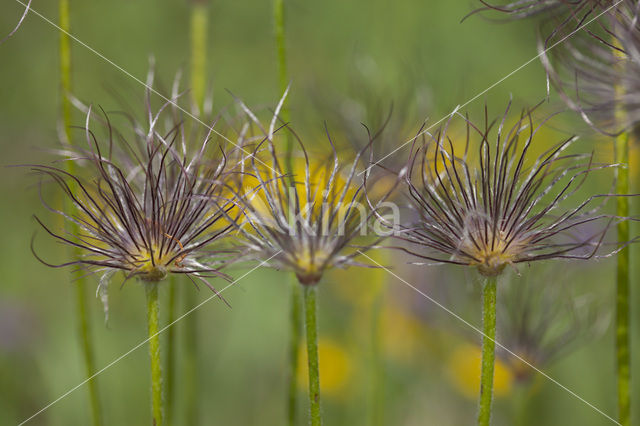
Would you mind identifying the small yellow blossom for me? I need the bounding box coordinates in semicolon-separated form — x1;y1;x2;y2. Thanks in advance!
446;343;513;399
297;338;353;398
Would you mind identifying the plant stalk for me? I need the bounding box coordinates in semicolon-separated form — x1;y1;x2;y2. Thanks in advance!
59;0;72;145
183;3;207;424
165;278;177;425
478;277;497;426
611;36;631;426
75;279;103;426
369;277;385;426
183;287;199;425
146;283;164;426
273;0;293;176
303;285;321;426
615;131;630;426
60;1;103;425
287;277;302;426
275;3;300;424
190;0;208;114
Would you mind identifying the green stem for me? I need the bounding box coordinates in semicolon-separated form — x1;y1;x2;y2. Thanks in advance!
60;2;103;425
303;285;321;426
146;283;163;426
165;278;177;425
615;131;630;426
287;278;302;426
190;0;208;114
478;277;497;426
512;385;530;426
275;3;300;423
273;0;294;177
611;35;631;425
59;0;72;144
369;282;384;426
183;287;199;425
183;3;207;424
75;279;103;426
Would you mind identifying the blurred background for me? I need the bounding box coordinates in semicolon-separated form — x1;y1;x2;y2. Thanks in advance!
1;0;639;425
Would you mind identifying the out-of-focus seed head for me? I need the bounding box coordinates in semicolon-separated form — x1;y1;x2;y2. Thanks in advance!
309;53;432;174
470;0;614;21
540;3;640;135
497;266;608;383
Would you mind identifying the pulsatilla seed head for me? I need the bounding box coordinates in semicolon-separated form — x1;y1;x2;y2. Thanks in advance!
31;77;242;291
391;102;634;277
540;3;640;136
466;1;628;56
228;96;385;286
236;135;376;286
469;0;616;21
496;266;608;383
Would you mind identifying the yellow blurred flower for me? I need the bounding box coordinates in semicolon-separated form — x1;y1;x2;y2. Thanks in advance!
380;302;430;363
330;249;388;307
446;343;513;399
297;338;353;399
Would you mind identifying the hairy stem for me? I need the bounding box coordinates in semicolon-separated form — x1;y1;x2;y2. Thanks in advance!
146;283;163;426
183;287;199;425
512;385;530;426
60;1;103;425
75;279;103;426
273;0;293;177
59;0;72;145
190;0;208;114
612;36;631;426
615;131;630;426
478;277;497;426
275;3;300;424
182;3;207;424
165;278;177;425
369;279;385;426
287;277;302;426
303;285;321;426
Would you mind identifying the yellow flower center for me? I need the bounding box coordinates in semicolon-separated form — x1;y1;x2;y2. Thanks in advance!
460;228;529;277
132;245;177;282
292;247;330;285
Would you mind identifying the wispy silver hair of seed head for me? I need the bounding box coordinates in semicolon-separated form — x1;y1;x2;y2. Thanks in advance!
466;0;625;57
228;95;385;286
469;0;613;20
497;267;608;382
389;102;634;277
32;72;243;295
540;2;640;135
0;0;31;45
310;53;431;172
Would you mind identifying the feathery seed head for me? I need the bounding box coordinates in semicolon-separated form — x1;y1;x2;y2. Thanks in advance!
393;102;629;276
239;141;373;285
540;3;640;135
471;0;614;21
497;267;608;383
32;79;243;290
230;101;385;285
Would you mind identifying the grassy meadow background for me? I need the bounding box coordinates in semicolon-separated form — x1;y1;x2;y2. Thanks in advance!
0;0;638;425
